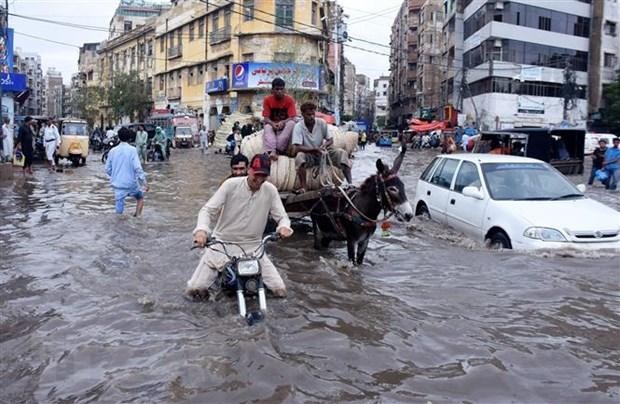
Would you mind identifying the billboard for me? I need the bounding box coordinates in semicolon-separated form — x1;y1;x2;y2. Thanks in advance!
0;72;26;92
205;78;228;94
0;28;14;73
231;62;321;91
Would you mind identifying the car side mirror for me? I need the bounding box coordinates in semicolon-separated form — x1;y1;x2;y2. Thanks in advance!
462;186;484;200
576;184;586;193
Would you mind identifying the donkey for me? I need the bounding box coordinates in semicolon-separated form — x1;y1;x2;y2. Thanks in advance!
310;146;414;265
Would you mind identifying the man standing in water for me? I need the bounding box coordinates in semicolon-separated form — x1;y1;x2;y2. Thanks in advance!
1;117;14;162
42;120;61;172
105;127;149;216
187;154;293;300
135;125;148;164
15;116;35;175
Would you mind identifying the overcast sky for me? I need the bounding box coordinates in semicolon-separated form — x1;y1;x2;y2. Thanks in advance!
9;0;401;84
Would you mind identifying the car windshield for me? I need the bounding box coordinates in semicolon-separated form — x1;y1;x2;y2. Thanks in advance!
481;162;582;201
63;122;88;136
176;127;192;135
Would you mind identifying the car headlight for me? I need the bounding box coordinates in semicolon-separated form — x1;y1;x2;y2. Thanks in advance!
523;227;567;242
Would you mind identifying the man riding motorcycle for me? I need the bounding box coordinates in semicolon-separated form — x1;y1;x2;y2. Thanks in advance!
187;154;293;300
153;127;168;160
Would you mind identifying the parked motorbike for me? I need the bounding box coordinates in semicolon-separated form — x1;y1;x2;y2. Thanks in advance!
192;233;281;322
91;131;104;152
101;136;119;163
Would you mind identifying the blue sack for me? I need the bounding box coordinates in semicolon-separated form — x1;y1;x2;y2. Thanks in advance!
595;169;609;182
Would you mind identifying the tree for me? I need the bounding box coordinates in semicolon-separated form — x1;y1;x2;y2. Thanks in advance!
108;72;152;122
74;86;105;128
602;70;620;125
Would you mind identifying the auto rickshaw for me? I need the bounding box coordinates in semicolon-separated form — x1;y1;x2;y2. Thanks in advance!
57;118;89;166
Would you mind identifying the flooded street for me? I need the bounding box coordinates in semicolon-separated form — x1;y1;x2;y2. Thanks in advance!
1;146;619;403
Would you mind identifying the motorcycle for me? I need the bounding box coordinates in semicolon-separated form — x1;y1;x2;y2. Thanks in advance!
101;136;119;163
91;131;104;152
146;139;167;162
192;233;281;322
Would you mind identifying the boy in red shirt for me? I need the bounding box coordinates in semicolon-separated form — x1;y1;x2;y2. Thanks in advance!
262;77;297;160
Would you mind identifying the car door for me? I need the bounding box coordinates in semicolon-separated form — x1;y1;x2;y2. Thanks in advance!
446;161;488;238
426;157;460;224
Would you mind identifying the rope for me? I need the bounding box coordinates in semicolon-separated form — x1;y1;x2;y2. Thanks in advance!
336;185;394;224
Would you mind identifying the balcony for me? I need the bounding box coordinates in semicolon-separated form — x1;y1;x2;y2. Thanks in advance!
168;87;181;100
209;27;231;45
167;46;182;60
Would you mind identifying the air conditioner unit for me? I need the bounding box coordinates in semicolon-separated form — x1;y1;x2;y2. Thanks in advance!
495;1;504;10
494;39;503;47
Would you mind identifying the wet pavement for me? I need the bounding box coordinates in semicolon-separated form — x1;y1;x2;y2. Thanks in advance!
0;146;619;403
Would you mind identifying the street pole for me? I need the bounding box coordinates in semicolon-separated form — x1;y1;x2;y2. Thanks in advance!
0;0;7;122
333;4;341;126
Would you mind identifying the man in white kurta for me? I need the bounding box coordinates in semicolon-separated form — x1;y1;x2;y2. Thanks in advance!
187;154;293;300
43;120;61;170
1;118;14;162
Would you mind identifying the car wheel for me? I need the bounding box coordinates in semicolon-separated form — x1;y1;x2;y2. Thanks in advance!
487;231;512;250
415;202;431;220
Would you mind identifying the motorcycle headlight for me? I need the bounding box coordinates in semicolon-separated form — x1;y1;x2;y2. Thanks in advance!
523;227;567;242
237;259;260;276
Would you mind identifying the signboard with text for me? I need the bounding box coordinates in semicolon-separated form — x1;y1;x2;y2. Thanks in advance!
206;78;228;94
231;62;321;91
0;72;27;92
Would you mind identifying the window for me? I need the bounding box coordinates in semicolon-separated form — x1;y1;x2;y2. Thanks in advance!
538;16;551;31
212;11;219;32
159;76;164;91
421;157;441;182
160;36;165;52
242;52;254;62
604;53;617;68
177;29;183;49
454;161;481;193
169;32;175;48
189;22;195;41
276;0;294;28
312;1;318;25
124;21;132;32
199;18;205;38
431;158;459;189
604;20;617;36
224;6;231;27
493;13;503;22
147;40;153;56
243;0;254;21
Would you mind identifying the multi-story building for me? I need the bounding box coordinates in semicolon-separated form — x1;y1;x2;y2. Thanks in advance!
440;0;465;112
417;0;444;113
97;23;156;122
77;43;101;87
109;0;170;39
389;0;425;127
63;84;72;117
373;76;389;128
13;48;44;116
324;0;346;119
342;58;356;117
354;74;372;123
460;0;610;129
589;0;620;114
152;0;328;120
43;68;64;118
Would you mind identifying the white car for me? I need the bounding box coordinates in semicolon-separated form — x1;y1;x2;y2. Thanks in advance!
413;154;620;250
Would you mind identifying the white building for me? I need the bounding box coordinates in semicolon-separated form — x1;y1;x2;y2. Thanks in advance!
13;48;44;116
43;68;64;118
460;0;616;130
109;0;169;39
374;76;389;128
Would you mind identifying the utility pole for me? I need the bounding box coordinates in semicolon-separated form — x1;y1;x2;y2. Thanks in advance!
333;2;342;126
0;0;7;122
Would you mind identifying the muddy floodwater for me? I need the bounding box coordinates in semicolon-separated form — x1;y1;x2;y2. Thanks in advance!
1;146;619;403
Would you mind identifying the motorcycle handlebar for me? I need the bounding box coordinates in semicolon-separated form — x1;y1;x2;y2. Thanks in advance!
191;232;280;252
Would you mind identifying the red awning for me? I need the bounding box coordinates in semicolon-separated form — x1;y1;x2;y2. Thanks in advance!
409;120;446;132
316;111;336;124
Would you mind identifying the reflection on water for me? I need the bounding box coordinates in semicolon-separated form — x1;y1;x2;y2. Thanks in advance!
0;147;618;403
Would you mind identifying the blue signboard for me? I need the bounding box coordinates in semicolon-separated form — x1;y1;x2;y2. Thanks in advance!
231;62;322;90
206;78;228;94
0;73;27;92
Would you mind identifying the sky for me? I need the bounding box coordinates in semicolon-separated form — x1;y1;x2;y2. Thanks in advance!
9;0;402;84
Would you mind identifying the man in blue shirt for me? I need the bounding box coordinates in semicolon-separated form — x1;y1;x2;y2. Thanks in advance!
105;127;149;216
603;137;620;191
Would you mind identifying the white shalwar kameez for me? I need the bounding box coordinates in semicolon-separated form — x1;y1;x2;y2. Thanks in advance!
43;125;61;164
